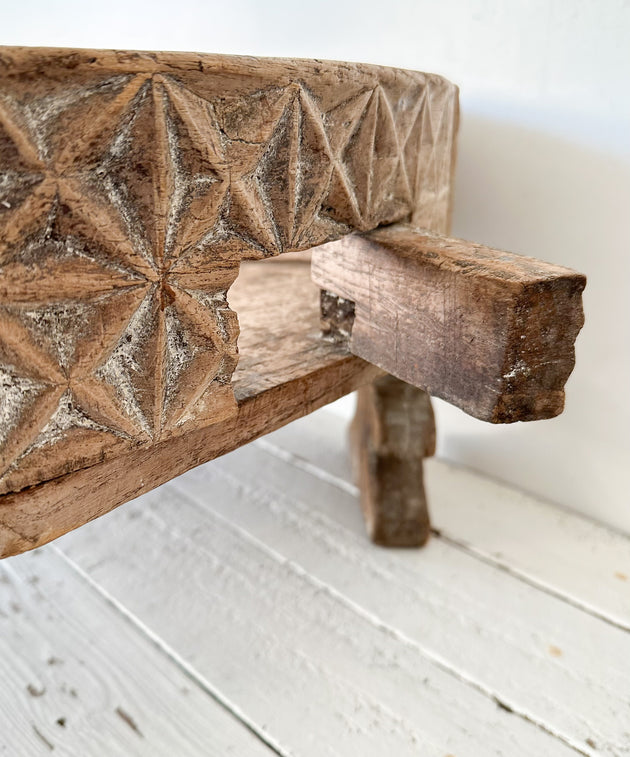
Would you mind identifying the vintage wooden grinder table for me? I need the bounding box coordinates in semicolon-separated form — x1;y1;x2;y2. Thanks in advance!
0;48;585;557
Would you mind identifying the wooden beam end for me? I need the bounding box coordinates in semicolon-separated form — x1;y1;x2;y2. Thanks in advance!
312;225;586;424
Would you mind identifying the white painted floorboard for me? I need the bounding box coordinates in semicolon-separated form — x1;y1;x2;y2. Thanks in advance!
0;548;273;756
192;444;630;757
263;411;630;631
3;407;629;756
57;485;575;757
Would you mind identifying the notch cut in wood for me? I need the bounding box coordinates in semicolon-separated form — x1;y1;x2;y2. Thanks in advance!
312;224;586;424
0;262;383;558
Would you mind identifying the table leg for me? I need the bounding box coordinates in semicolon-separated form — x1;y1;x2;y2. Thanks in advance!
350;376;436;547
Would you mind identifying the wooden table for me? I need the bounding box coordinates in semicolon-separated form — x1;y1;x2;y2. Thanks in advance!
0;47;584;556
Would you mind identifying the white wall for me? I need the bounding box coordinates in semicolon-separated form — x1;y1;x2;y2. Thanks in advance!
3;0;629;531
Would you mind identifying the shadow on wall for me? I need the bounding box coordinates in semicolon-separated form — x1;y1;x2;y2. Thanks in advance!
435;112;630;533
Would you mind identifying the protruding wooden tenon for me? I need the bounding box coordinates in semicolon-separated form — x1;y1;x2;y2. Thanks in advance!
315;224;586;546
313;224;586;424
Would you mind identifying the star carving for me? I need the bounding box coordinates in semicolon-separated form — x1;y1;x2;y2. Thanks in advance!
0;74;241;493
0;68;455;492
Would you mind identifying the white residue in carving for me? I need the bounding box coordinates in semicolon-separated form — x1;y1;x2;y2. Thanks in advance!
0;172;12;195
161;303;198;418
99;173;154;266
251;100;292;255
43;197;144;280
0;200;55;268
106;80;149;162
4;195;142;283
23;390;113;453
161;93;219;264
73;240;147;282
183;288;234;345
1;387;123;483
163;103;190;262
0;368;46;449
95;286;156;437
55;197;146;282
0;170;42;208
292;93;306;240
503;360;531;381
16;75;133;163
93;79;154;267
195;194;232;249
19;301;89;374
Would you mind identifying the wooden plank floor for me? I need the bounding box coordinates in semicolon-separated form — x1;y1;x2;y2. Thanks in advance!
1;408;628;756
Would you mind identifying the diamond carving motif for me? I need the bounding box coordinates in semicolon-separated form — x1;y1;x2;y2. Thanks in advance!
0;52;458;493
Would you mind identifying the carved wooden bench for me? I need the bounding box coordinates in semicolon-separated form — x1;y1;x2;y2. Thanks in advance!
0;47;585;557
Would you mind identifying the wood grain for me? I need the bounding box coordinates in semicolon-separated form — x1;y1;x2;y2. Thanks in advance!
350;375;435;546
0;45;458;494
0;262;382;557
312;224;586;422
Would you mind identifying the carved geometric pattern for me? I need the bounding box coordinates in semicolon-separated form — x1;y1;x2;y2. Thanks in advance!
0;51;458;493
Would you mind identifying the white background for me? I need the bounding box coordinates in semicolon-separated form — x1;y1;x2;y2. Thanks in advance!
2;0;629;532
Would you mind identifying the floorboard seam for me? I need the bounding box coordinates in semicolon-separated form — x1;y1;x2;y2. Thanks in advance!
51;545;289;757
433;530;630;634
254;437;630;634
171;472;593;757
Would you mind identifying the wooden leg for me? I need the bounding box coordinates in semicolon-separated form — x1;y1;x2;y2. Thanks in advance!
350;376;436;547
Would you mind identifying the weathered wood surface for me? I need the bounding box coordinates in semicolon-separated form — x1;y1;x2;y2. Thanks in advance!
312;224;586;422
0;548;275;755
350;375;435;546
0;46;458;496
0;262;382;557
